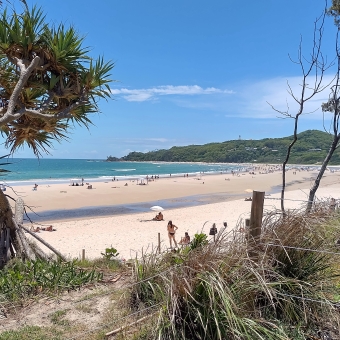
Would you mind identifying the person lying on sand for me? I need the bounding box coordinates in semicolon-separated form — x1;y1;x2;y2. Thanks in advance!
153;212;164;221
41;225;55;232
244;197;252;201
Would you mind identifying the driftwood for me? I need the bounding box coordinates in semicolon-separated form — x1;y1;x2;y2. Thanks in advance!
0;190;67;267
0;228;5;268
13;228;24;257
16;227;36;261
20;225;66;261
9;238;15;257
29;240;50;261
105;313;156;337
5;228;10;262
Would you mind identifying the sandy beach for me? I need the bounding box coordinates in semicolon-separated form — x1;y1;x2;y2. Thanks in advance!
14;167;340;260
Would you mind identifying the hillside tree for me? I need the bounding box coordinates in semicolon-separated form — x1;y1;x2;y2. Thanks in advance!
269;6;330;213
305;1;340;211
306;34;340;211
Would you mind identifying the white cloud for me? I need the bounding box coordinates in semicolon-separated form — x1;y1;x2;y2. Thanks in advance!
222;75;336;121
110;85;234;102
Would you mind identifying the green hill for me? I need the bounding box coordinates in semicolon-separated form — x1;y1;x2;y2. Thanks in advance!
109;130;340;164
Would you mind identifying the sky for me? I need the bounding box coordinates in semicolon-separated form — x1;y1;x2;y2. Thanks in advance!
1;0;339;159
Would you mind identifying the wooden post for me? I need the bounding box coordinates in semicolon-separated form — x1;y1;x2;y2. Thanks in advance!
247;191;265;260
158;233;161;254
82;249;85;262
245;218;250;228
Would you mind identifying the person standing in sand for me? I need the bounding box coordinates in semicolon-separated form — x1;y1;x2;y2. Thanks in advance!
167;220;178;248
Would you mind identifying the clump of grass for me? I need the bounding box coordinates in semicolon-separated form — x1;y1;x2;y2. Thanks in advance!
74;257;122;272
0;325;64;340
131;204;340;339
49;309;70;327
0;258;103;303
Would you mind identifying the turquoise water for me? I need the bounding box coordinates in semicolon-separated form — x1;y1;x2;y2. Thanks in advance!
1;158;243;185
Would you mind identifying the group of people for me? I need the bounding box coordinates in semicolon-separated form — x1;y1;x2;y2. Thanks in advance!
152;212;190;248
30;225;54;232
167;220;190;248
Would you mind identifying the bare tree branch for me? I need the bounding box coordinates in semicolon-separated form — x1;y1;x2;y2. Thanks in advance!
0;56;40;124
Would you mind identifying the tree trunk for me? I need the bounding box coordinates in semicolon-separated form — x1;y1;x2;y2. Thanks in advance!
0;189;14;231
281;132;299;213
306;136;340;212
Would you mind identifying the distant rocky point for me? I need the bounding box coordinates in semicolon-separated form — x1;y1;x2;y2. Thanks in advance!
106;156;121;162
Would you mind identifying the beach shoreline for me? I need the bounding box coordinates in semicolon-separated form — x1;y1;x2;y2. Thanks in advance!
13;166;339;260
11;166;334;221
11;166;339;222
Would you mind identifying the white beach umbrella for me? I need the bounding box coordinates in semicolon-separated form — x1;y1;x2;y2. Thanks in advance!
244;189;253;193
150;205;164;212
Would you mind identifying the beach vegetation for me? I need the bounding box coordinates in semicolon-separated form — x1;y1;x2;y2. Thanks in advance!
0;325;64;340
189;232;208;250
305;6;340;211
0;2;114;156
118;129;340;164
0;258;102;303
101;246;119;260
129;206;340;339
268;5;329;212
75;255;122;271
0;0;114;269
49;309;69;327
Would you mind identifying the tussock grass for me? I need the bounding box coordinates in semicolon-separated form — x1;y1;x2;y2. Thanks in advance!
0;258;103;301
131;205;340;339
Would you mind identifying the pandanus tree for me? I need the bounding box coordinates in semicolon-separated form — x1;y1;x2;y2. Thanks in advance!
0;3;114;266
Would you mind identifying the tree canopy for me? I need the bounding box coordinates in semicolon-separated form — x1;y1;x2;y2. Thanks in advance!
0;4;114;156
112;130;340;165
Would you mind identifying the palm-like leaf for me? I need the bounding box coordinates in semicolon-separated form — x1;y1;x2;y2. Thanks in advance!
5;116;69;156
0;4;114;156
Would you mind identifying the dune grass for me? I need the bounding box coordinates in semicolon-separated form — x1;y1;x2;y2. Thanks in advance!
130;205;340;339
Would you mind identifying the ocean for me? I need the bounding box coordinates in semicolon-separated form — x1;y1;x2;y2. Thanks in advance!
0;158;245;186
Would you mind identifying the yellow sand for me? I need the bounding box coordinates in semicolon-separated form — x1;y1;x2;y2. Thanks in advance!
14;167;340;260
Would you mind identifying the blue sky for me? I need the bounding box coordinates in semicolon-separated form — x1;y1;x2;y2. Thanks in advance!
2;0;338;159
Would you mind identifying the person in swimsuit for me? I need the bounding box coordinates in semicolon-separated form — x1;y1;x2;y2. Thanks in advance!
167;220;178;248
179;232;190;245
153;212;164;221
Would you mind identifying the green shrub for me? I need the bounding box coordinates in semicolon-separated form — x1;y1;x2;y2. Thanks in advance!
101;247;119;260
189;233;208;250
0;258;103;302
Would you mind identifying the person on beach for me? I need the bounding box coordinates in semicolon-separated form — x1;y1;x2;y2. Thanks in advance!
167;220;178;248
330;198;337;211
179;232;190;245
153;212;164;221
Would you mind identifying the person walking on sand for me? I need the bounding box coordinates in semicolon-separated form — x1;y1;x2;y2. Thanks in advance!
167;220;178;248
